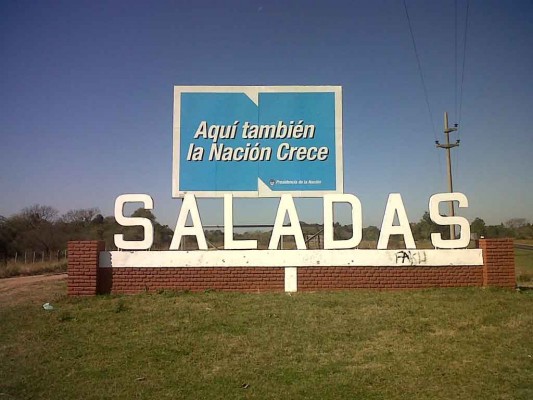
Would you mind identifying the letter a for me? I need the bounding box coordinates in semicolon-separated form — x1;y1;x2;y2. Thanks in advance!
269;195;306;250
170;194;208;250
377;193;416;249
193;121;208;139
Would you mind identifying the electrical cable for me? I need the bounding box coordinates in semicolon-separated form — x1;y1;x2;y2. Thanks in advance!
402;0;437;140
454;0;459;187
458;0;469;131
456;0;470;187
402;0;444;182
455;0;458;122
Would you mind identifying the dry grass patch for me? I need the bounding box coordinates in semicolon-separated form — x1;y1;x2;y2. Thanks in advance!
0;259;67;278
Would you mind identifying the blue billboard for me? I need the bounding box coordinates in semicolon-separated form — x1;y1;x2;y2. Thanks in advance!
172;86;343;197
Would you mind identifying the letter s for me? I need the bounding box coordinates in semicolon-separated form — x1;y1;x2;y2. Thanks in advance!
114;194;154;250
429;193;470;249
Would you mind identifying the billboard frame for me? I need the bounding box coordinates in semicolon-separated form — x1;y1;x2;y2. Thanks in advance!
172;85;343;198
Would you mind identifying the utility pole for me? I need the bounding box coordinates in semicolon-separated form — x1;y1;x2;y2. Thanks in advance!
436;112;460;240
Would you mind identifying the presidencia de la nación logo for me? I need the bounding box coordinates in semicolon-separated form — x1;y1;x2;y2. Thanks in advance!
172;86;343;198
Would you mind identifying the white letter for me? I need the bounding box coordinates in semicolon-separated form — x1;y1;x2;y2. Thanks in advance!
276;142;290;161
377;193;416;249
224;194;257;249
170;194;207;250
193;121;208;139
114;194;154;250
323;194;362;249
268;195;306;250
429;192;470;249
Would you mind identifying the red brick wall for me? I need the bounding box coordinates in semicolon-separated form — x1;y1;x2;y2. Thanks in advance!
298;266;483;290
480;238;516;289
97;267;284;294
67;238;516;295
67;241;105;296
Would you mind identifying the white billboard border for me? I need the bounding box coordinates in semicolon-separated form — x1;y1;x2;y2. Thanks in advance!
172;85;344;198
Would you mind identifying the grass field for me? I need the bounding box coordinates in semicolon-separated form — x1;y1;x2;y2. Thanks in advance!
515;249;533;285
1;280;532;399
0;259;67;279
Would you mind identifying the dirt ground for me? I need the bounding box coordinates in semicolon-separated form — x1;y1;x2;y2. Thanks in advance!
0;273;67;307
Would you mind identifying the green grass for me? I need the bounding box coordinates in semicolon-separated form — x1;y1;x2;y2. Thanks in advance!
1;283;532;399
516;249;533;285
515;239;533;246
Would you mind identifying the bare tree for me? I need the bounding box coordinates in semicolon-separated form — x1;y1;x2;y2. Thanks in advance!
61;208;100;224
11;205;61;252
20;205;59;225
505;218;529;229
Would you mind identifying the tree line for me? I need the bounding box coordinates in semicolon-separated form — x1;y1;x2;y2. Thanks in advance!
1;204;532;263
0;205;173;263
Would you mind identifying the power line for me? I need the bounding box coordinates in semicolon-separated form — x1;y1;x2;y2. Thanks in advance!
455;0;470;189
454;0;458;121
458;0;470;130
402;0;437;140
454;0;459;187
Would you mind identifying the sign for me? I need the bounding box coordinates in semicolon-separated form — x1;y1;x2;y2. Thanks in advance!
114;192;475;252
110;84;482;293
173;86;343;197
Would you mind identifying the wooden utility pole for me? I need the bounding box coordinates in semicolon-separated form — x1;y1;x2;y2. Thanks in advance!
436;112;460;240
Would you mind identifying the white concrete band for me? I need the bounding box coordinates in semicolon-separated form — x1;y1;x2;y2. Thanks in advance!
99;249;482;268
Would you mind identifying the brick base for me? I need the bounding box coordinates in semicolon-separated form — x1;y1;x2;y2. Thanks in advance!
480;238;516;288
67;239;516;295
67;241;105;296
97;267;284;294
298;266;483;290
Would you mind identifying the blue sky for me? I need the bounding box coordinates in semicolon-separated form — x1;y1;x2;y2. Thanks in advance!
1;0;531;228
